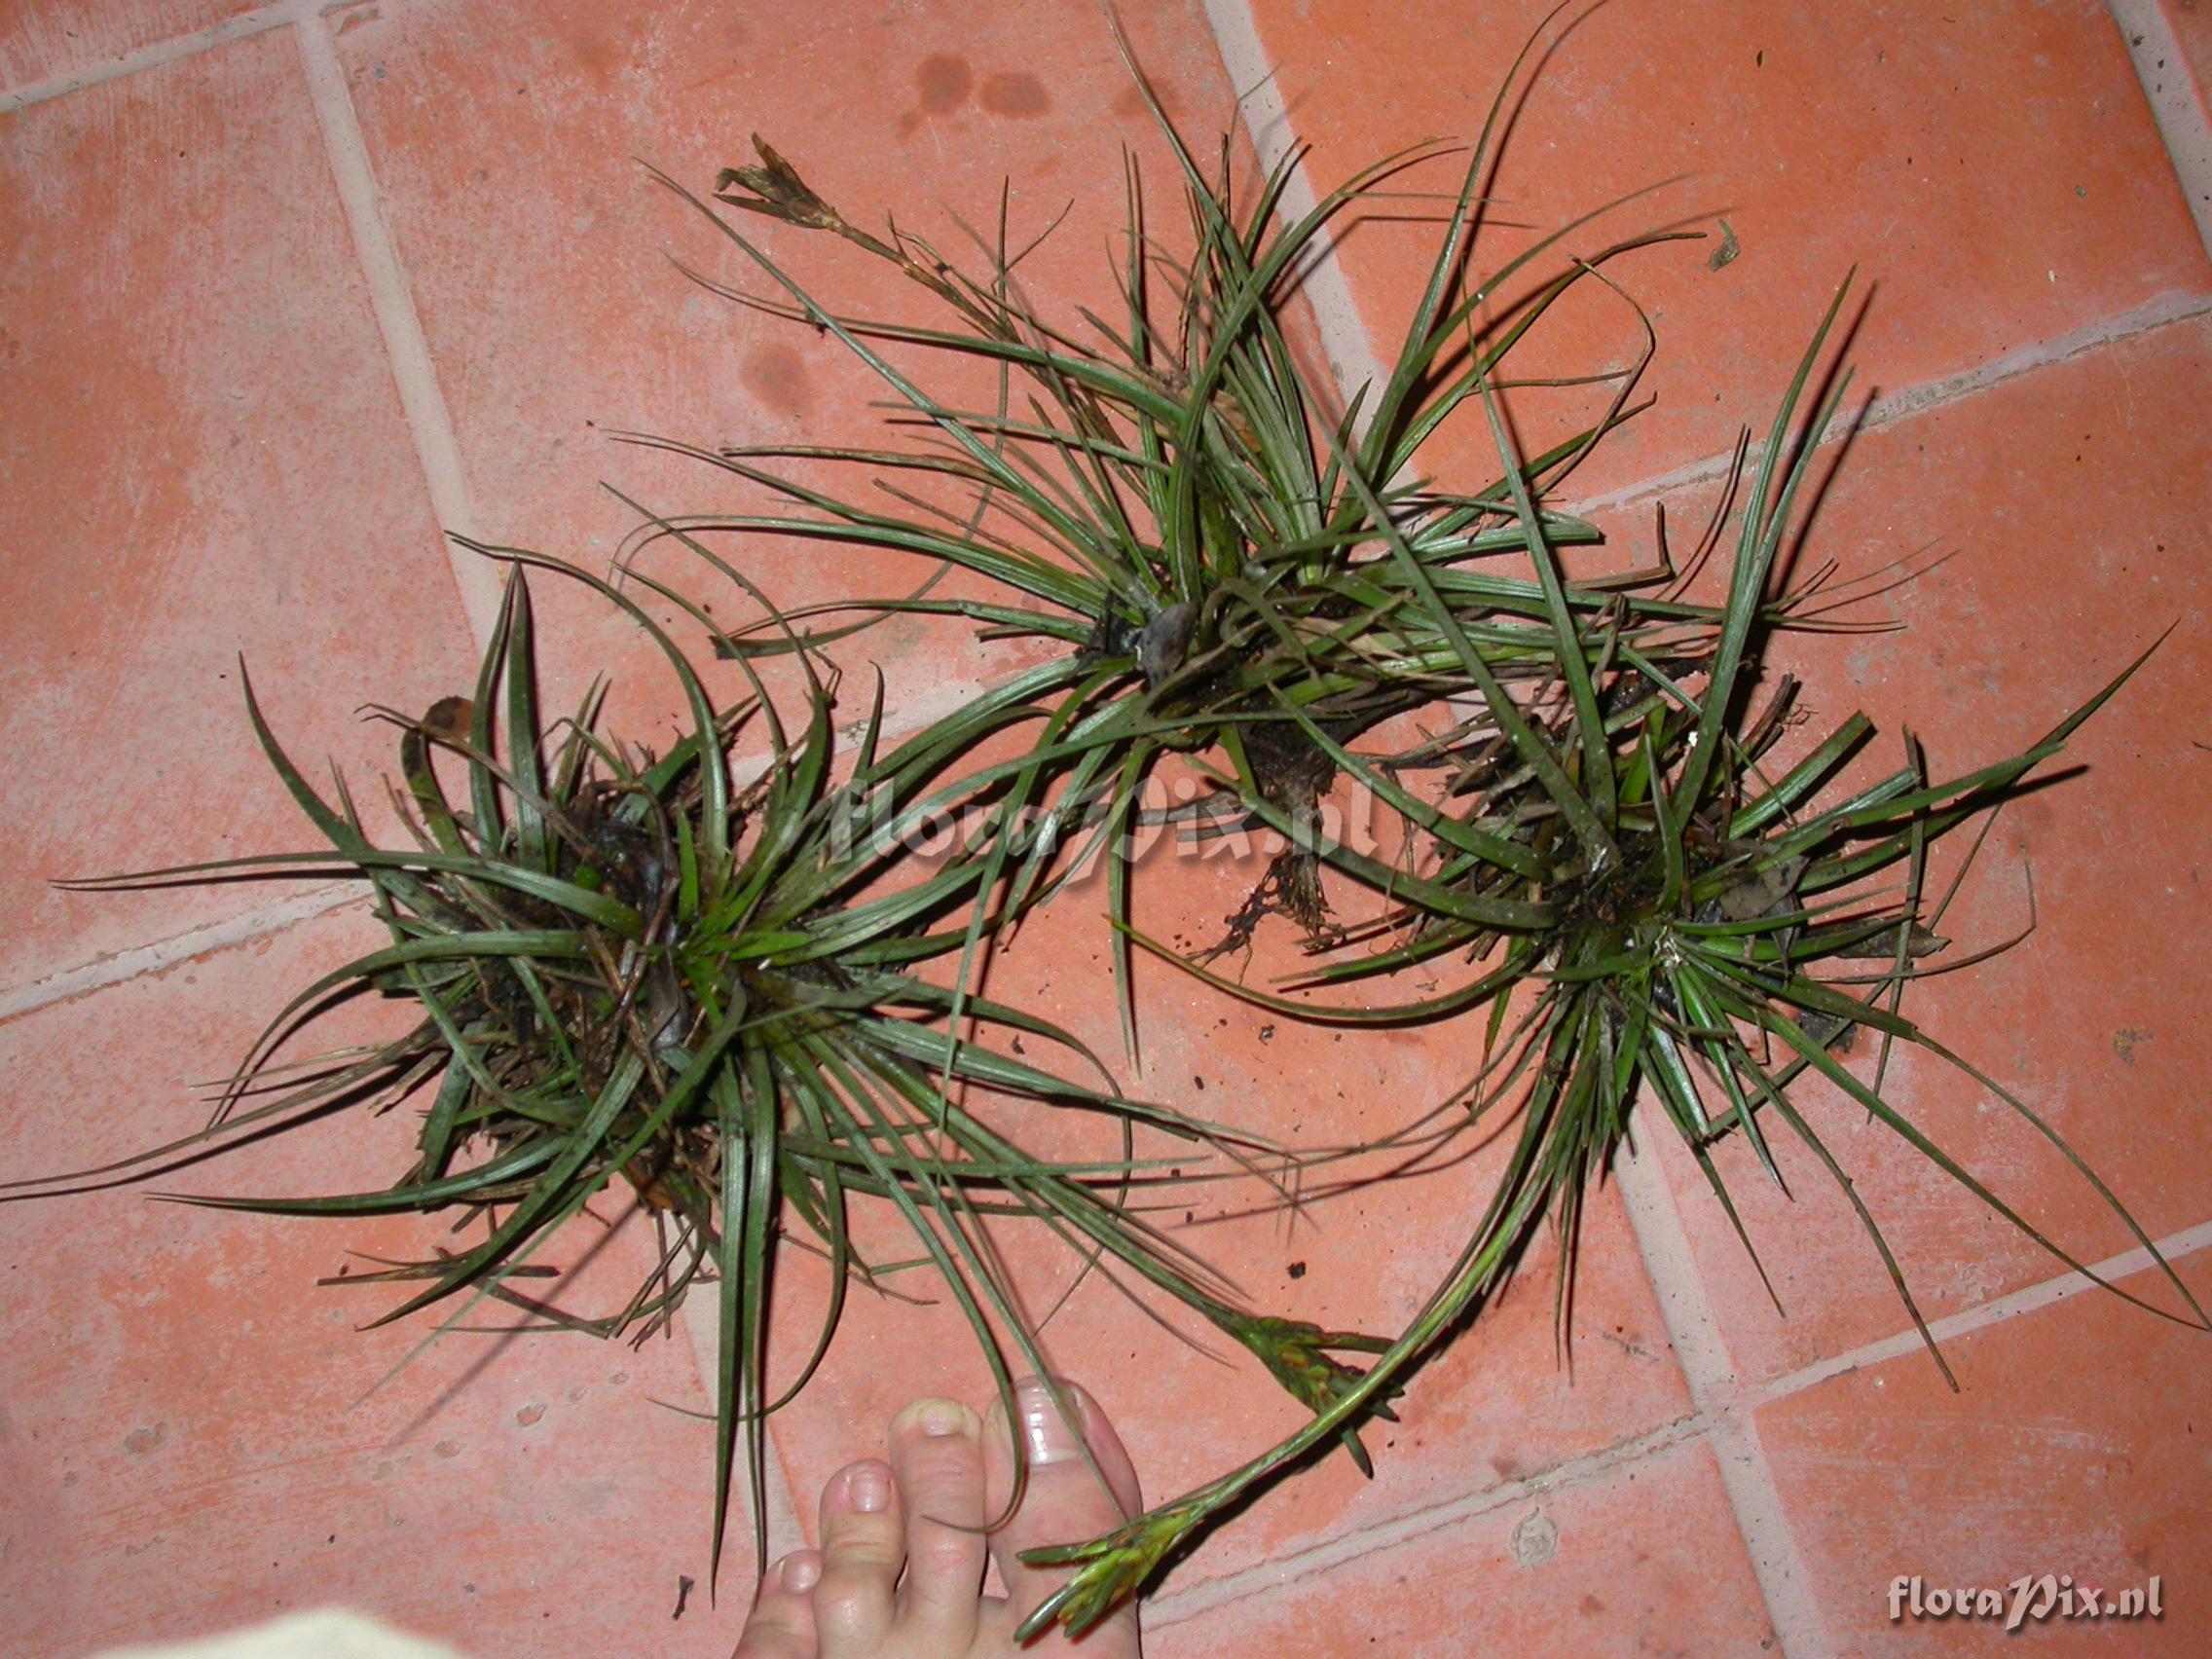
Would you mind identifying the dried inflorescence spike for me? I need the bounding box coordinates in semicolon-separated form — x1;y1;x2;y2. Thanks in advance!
713;134;841;232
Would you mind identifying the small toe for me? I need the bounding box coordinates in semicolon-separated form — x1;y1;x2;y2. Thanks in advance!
982;1377;1143;1656
733;1551;822;1659
812;1459;902;1657
886;1396;989;1643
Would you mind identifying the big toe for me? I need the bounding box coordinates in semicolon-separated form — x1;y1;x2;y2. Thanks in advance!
981;1377;1142;1654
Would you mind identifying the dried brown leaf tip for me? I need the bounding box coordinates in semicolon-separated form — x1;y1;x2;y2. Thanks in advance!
422;695;475;744
714;135;839;231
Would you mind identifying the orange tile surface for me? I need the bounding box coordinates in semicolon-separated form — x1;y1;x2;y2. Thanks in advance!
1627;313;2212;1389
1144;1437;1776;1657
1246;0;2211;500
0;912;746;1655
2158;0;2212;126
755;838;1699;1593
1755;1254;2212;1654
329;0;1253;746
0;0;261;92
2;0;2209;1654
0;29;478;994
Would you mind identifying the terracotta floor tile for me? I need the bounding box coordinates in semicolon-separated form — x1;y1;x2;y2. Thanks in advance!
0;0;260;92
1143;1436;1774;1657
0;910;744;1656
0;28;479;994
1754;1251;2212;1654
331;0;1254;746
1619;313;2212;1388
1248;0;2211;501
755;842;1695;1593
10;1;2210;1650
2157;0;2212;127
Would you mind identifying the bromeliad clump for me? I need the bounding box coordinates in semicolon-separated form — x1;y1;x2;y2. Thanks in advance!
11;553;1399;1586
15;18;2204;1643
1017;278;2209;1639
636;40;1731;1036
602;38;2206;1636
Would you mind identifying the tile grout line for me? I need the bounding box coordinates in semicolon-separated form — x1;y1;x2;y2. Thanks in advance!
1198;0;1391;408
0;884;366;1025
287;0;813;1561
1748;1214;2212;1411
1198;2;1832;1649
0;4;294;115
1143;1414;1714;1630
1567;288;2212;520
288;0;504;650
1608;1142;1830;1655
2107;0;2212;258
1141;1208;2212;1631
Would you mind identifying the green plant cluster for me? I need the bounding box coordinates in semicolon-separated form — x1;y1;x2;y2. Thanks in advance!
15;24;2201;1643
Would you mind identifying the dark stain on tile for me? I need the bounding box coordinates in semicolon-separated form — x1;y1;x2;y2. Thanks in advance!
1113;81;1178;119
980;70;1051;118
572;29;623;89
743;343;812;420
916;53;973;114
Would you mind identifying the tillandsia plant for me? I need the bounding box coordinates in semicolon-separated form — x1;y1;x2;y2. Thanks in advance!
1017;278;2209;1638
7;550;1402;1588
629;24;1778;1062
602;31;2208;1643
18;11;2201;1642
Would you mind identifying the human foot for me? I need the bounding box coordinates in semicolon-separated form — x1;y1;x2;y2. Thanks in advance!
733;1377;1143;1657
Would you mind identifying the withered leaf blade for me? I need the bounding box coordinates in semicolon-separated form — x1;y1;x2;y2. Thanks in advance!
1834;920;1950;960
1714;854;1807;921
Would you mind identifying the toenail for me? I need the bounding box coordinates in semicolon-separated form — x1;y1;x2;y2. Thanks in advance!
914;1398;971;1437
847;1461;892;1513
1014;1376;1087;1464
779;1551;821;1593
